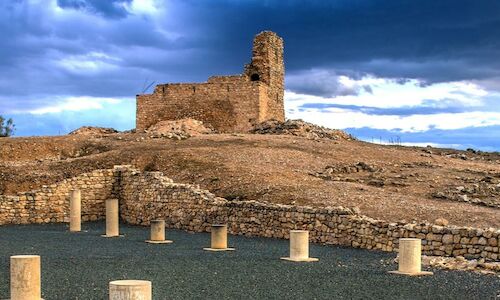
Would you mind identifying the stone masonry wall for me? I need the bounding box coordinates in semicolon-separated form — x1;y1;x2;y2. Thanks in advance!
117;167;499;261
136;31;284;133
0;169;116;225
136;78;265;133
0;166;498;261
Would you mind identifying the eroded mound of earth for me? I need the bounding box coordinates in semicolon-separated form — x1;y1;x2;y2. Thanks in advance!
146;118;213;140
69;126;118;136
251;119;354;141
0;124;499;229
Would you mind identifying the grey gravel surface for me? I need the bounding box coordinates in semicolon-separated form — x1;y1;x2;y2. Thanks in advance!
0;222;498;300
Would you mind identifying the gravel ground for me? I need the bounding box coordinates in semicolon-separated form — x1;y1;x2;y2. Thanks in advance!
0;222;498;300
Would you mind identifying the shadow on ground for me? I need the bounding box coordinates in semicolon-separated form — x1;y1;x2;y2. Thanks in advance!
0;222;498;299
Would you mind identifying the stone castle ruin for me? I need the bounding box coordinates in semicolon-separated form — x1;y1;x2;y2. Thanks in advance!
136;31;285;133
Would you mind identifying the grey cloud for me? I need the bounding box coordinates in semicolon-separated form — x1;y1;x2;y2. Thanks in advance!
363;86;373;94
286;70;366;97
56;0;132;19
175;0;500;83
299;99;478;117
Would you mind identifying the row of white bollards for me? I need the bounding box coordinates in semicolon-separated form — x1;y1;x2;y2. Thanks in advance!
70;192;121;238
69;192;431;275
70;189;433;272
6;190;430;299
7;235;431;299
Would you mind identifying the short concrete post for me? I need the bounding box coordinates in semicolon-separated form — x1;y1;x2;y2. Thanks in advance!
10;255;42;300
281;230;318;262
69;189;81;232
203;224;235;251
145;219;173;244
102;199;122;238
389;238;433;276
109;280;151;300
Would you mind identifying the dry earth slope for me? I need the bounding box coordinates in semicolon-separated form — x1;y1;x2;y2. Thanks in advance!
0;124;499;229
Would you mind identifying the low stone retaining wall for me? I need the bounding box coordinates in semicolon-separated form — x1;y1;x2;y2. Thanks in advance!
0;170;116;224
117;167;499;261
0;166;498;261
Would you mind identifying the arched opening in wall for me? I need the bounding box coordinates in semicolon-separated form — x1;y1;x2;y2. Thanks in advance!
251;74;260;81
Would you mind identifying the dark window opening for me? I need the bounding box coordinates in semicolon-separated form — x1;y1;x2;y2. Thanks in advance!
251;74;260;81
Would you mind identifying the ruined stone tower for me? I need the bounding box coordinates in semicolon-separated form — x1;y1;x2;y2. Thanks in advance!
244;31;285;123
136;31;285;132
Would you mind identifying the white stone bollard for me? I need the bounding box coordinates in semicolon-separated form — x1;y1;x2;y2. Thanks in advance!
10;255;43;300
389;238;433;276
145;219;173;244
281;230;318;262
102;199;122;238
203;224;235;251
69;189;81;232
109;280;151;300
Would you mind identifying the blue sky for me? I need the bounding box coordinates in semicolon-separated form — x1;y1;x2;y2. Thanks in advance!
1;0;500;151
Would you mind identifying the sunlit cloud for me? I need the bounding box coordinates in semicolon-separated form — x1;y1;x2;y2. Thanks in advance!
27;96;128;114
286;72;489;109
285;70;500;134
124;0;160;16
56;52;121;73
286;103;500;133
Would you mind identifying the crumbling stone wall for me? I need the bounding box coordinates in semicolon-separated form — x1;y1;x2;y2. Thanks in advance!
0;170;116;224
0;166;498;261
136;31;285;133
117;167;499;261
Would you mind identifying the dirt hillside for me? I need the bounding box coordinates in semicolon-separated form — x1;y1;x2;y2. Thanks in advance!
0;128;499;229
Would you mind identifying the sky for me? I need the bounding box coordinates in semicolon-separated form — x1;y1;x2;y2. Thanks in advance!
1;0;500;151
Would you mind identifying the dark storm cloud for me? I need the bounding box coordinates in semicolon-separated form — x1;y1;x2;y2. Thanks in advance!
299;101;473;116
1;0;500;111
56;0;132;18
164;0;500;97
0;0;195;110
173;0;500;82
285;70;365;97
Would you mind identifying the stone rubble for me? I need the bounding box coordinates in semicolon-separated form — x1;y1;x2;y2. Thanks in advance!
145;118;213;140
68;126;118;136
251;119;354;141
431;177;500;208
421;255;500;275
311;163;410;188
